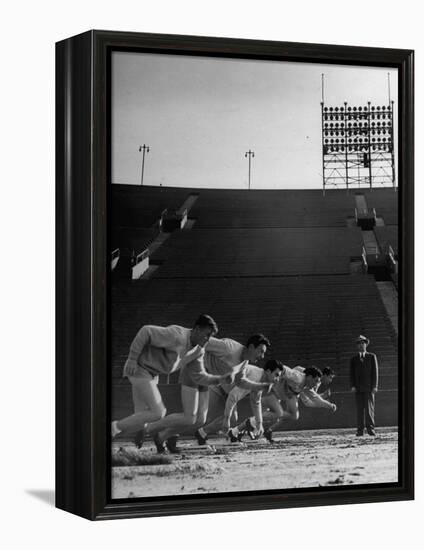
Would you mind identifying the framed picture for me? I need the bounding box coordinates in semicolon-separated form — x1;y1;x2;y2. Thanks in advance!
56;30;414;520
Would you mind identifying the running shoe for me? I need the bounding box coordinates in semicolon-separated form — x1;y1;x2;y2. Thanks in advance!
236;429;245;442
153;433;166;454
194;429;208;446
245;418;256;440
228;429;239;443
166;436;181;454
264;428;275;444
134;427;146;449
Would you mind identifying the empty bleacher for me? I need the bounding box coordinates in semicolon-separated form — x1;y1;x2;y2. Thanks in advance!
362;188;398;225
151;227;363;277
112;184;189;228
113;227;158;253
189;188;357;228
111;185;399;429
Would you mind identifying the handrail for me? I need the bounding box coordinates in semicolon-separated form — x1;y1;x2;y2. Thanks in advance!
131;247;149;266
388;245;398;273
162;208;186;220
136;248;149;263
361;246;368;272
356;207;373;218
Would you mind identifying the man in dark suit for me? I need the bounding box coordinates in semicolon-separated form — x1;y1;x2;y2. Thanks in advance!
350;335;379;436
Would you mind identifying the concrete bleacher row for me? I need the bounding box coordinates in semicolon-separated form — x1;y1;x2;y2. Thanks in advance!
112;185;398;231
151;227;363;277
111;274;397;388
362;188;398;225
190;189;354;228
111;227;159;253
112;185;190;228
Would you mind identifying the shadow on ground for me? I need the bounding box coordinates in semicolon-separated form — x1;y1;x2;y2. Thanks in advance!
26;489;55;507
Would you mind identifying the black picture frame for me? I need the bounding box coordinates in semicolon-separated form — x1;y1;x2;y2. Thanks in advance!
56;30;414;520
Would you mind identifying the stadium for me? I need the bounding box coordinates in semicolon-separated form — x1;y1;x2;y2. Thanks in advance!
110;183;398;498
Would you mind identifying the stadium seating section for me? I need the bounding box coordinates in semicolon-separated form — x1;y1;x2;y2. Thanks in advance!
111;185;399;429
362;188;398;225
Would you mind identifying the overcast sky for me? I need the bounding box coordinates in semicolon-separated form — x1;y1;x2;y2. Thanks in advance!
112;52;398;189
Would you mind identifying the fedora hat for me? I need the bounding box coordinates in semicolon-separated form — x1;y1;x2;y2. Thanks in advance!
356;334;370;345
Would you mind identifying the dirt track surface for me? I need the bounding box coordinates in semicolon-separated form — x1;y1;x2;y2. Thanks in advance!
111;427;398;499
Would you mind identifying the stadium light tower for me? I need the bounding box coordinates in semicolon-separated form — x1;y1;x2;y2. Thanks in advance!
245;149;255;190
139;144;150;186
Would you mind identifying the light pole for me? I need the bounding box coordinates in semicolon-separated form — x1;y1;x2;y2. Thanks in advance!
245;149;255;190
139;144;150;186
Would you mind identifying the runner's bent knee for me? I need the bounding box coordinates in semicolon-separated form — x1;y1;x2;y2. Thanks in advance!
150;402;167;419
184;413;198;426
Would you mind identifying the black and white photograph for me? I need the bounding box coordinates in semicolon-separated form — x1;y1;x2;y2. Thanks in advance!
2;0;421;543
109;51;400;499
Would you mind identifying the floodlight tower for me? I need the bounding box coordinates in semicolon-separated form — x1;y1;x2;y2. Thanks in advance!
320;93;395;193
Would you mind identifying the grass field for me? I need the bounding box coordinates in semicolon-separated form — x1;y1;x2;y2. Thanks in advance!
111;427;398;499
